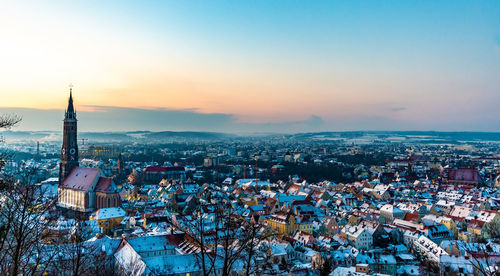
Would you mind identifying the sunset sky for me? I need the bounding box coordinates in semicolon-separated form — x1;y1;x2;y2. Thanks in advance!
1;1;499;132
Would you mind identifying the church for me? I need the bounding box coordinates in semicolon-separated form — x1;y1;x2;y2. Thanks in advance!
57;87;120;213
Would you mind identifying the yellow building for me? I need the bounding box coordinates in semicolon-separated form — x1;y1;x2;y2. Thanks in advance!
296;216;313;233
91;207;126;234
265;212;297;235
298;221;313;233
264;211;315;235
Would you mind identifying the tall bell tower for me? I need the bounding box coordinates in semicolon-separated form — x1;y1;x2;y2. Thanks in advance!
59;85;79;183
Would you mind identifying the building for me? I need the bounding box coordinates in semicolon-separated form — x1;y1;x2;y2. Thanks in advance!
342;224;373;250
59;86;79;183
265;211;297;235
380;204;406;222
427;224;454;245
57;89;120;213
58;167;121;212
442;168;481;186
413;235;448;264
91;207;126;234
142;165;186;184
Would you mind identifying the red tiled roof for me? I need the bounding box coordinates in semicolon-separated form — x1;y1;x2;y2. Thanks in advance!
446;168;480;182
60;167;100;191
95;177;116;193
404;212;420;222
165;233;186;246
468;219;485;228
287;184;301;193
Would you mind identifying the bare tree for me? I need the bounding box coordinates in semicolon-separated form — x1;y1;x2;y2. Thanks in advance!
0;166;58;275
64;221;98;275
0;114;21;191
241;220;275;276
0;114;21;129
187;201;275;276
317;255;333;276
459;242;500;276
0;115;83;276
189;203;222;276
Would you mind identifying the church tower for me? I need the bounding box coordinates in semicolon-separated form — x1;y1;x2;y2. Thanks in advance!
59;85;79;183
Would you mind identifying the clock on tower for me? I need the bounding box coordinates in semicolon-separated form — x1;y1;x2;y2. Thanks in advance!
59;85;79;183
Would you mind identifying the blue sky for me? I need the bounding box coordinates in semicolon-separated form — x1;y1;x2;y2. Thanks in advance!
0;1;499;132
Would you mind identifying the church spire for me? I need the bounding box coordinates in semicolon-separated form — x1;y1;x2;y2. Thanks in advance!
65;84;76;120
60;84;79;184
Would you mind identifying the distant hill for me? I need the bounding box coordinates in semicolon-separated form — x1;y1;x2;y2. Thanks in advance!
2;130;500;143
0;130;58;141
0;130;234;142
145;131;232;140
292;131;500;142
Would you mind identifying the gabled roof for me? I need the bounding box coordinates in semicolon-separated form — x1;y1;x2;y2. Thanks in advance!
446;168;480;182
95;207;126;220
127;234;185;254
95;177;117;193
60;167;100;191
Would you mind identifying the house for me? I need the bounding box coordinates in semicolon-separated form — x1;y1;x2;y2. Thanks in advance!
295;215;313;233
293;231;316;247
91;207;126;234
142;165;186;184
322;216;341;235
265;211;297;235
439;255;474;275
413;235;448;264
380;204;406;222
427;224;454;245
448;206;471;220
375;255;397;275
115;243;223;276
342;224;373;250
267;244;288;264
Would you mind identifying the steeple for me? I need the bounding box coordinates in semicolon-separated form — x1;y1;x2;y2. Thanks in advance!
60;84;79;184
65;85;76;120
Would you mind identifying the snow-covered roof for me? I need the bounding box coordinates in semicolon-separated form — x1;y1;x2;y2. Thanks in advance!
95;207;126;220
127;234;182;254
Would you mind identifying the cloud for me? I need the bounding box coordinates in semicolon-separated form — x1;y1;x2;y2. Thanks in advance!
77;105;235;131
0;106;324;133
2;104;499;133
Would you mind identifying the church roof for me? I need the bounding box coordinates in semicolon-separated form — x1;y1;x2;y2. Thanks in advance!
95;177;117;193
60;167;100;191
65;88;77;120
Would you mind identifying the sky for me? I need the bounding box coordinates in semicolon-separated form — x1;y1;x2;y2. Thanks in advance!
0;0;499;133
